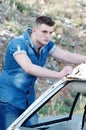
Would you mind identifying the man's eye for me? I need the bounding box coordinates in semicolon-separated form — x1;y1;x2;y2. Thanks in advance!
42;31;47;33
50;32;53;34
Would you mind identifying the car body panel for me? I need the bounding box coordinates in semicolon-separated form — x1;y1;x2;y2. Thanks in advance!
17;113;83;130
7;78;86;130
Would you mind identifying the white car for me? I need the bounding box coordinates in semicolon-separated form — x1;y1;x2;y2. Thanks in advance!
7;64;86;130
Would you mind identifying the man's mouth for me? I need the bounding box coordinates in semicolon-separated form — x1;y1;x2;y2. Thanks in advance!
44;39;49;42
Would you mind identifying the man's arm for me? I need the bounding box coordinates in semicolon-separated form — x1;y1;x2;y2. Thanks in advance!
51;46;86;64
14;53;72;79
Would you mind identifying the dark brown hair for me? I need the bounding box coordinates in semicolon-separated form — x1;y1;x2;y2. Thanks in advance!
35;16;55;26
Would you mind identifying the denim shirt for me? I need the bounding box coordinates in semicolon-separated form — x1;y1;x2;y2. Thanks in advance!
0;29;57;109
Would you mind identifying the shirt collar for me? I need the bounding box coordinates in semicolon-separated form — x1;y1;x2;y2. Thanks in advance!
23;28;46;54
23;28;35;48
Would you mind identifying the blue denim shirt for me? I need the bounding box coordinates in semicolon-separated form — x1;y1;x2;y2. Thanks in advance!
0;29;57;109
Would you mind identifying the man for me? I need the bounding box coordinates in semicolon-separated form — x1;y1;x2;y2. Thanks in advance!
0;15;86;129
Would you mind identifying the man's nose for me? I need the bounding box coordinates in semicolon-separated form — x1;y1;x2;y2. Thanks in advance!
46;33;51;39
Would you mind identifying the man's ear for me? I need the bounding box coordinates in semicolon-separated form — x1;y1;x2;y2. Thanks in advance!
32;28;36;33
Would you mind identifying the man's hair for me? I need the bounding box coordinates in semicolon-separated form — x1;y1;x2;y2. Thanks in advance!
35;16;55;26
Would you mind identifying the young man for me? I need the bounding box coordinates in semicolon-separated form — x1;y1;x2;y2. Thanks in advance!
0;16;86;129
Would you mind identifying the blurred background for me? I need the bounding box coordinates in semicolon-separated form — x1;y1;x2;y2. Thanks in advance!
0;0;86;116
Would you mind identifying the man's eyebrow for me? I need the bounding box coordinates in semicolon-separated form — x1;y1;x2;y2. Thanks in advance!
42;30;53;33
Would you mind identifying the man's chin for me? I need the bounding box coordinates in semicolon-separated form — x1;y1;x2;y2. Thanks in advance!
43;40;49;45
40;42;47;46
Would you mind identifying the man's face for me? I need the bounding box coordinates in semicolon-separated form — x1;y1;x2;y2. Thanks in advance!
33;24;54;46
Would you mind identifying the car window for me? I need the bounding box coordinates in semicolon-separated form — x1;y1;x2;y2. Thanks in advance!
7;80;86;130
22;83;81;127
38;84;78;123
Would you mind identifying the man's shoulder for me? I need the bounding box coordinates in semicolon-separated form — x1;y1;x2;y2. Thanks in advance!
7;35;27;50
47;40;55;48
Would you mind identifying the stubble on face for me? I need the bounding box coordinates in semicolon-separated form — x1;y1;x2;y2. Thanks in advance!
31;24;54;50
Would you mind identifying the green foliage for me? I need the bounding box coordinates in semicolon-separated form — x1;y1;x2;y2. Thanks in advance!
10;0;27;13
4;21;24;35
28;23;33;29
39;100;72;116
10;0;14;5
64;98;73;106
71;91;77;98
55;103;71;114
39;106;49;116
74;95;85;113
16;2;27;12
53;36;61;45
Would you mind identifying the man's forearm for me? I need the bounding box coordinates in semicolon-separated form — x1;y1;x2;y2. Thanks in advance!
67;52;86;64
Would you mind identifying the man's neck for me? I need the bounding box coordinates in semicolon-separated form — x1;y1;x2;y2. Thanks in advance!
31;33;42;52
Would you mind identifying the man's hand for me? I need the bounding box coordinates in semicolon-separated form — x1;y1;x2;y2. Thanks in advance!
67;63;86;79
59;66;73;78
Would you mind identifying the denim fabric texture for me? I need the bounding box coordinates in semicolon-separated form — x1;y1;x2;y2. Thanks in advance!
0;28;56;109
0;101;38;129
0;28;56;129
